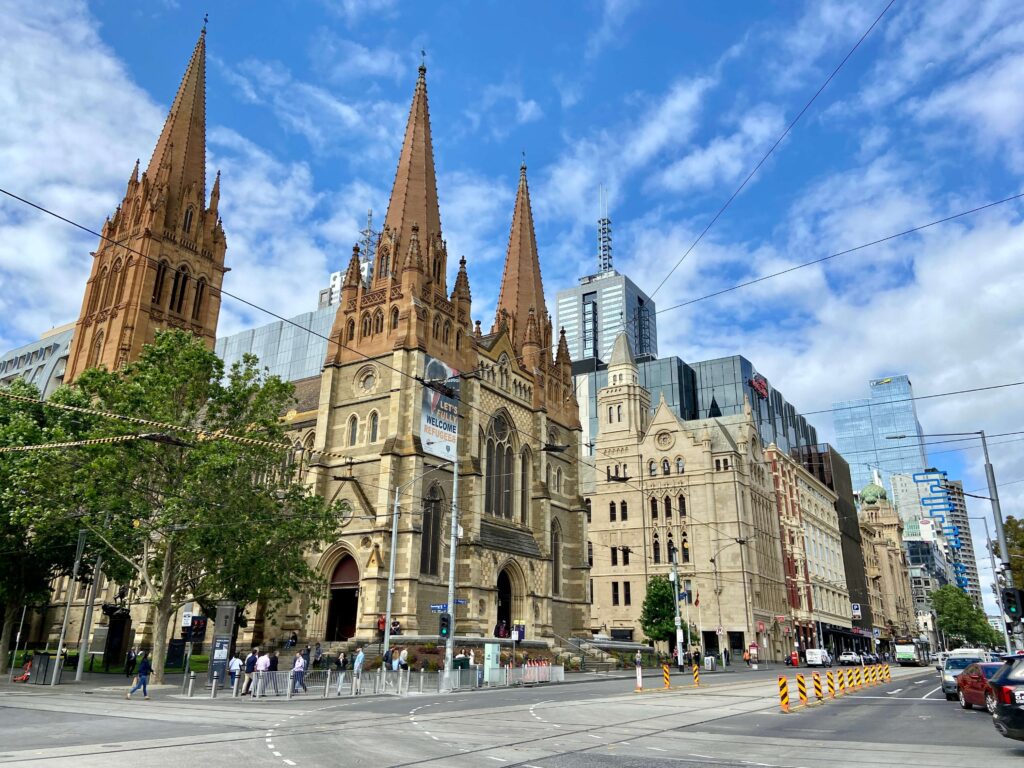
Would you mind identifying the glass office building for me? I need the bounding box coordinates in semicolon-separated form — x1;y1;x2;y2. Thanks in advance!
556;270;657;364
832;375;928;495
215;305;337;383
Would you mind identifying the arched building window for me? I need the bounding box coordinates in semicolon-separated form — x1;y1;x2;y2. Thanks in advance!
87;331;104;369
103;260;121;307
169;265;189;314
373;310;384;334
347;415;358;446
152;260;169;306
182;206;194;234
620;500;628;521
664;496;672;519
484;413;514;519
676;457;685;474
609;501;617;522
652;534;661;564
650;497;658;520
678;495;686;517
662;458;670;475
361;313;371;337
390;307;400;330
555;467;562;494
368;412;379;442
89;267;108;314
420;484;443;576
648;460;656;477
608;406;614;423
191;279;206;321
584;498;591;523
551;521;562;595
587;540;593;567
347;319;356;342
616;404;622;422
520;448;531;524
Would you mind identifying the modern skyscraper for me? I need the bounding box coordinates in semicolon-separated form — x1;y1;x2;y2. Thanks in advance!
65;28;226;382
944;480;984;608
557;270;657;363
832;376;928;495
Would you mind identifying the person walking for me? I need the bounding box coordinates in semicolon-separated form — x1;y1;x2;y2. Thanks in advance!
353;646;365;694
242;648;259;695
334;652;348;695
313;642;323;669
126;651;152;700
399;647;409;671
255;649;271;697
292;652;307;694
124;647;137;678
268;651;280;695
743;649;751;667
377;614;386;644
228;653;242;689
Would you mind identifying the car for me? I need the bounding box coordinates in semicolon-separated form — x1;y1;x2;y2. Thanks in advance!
940;656;983;700
955;662;1002;712
838;651;861;665
862;653;878;664
988;655;1024;741
805;649;832;667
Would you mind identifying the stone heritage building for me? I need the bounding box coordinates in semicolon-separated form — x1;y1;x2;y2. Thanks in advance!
765;445;852;655
858;482;916;648
29;36;589;653
65;29;226;384
587;334;790;661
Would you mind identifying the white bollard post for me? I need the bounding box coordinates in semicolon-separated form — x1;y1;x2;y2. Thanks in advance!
323;669;331;699
286;671;294;700
211;671;219;699
187;670;196;697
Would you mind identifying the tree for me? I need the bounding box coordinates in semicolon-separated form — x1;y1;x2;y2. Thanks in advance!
930;584;1003;648
1005;516;1024;590
0;379;101;675
42;330;342;682
639;575;677;644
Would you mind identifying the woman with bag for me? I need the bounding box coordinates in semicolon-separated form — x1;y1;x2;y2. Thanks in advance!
126;652;152;700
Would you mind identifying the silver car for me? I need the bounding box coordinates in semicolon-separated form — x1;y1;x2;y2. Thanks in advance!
940;656;982;700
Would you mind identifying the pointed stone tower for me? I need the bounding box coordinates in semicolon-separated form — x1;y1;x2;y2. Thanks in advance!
325;62;471;369
66;27;226;382
597;332;650;440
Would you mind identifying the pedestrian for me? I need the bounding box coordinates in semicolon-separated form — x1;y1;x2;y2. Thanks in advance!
269;651;280;695
302;645;311;670
399;647;409;671
743;649;750;667
353;646;365;693
377;614;386;644
126;651;152;700
228;653;242;689
292;652;307;694
313;642;323;669
392;647;401;673
286;631;298;649
634;650;642;668
242;647;259;695
468;648;475;666
255;649;271;697
391;618;401;636
124;647;137;678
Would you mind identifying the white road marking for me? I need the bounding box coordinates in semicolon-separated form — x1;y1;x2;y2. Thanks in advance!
431;736;439;741
648;747;667;752
273;752;281;757
922;686;941;699
886;688;903;695
266;738;273;743
283;761;296;766
486;757;507;762
690;755;714;759
588;734;601;739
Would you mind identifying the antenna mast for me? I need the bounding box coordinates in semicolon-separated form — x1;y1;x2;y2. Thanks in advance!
598;185;613;273
359;209;378;285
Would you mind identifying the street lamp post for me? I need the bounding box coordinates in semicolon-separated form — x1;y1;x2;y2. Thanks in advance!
383;459;453;660
708;537;748;666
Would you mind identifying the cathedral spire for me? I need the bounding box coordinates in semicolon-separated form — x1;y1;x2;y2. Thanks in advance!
145;26;207;223
494;160;546;350
382;63;442;263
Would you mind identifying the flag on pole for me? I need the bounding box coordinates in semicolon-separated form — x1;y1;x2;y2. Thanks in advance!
694;592;700;607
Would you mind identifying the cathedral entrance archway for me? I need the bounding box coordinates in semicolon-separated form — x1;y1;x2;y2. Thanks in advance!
495;562;525;636
326;554;359;642
497;570;513;631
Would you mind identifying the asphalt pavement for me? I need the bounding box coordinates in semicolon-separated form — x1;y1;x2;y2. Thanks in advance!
0;666;1021;767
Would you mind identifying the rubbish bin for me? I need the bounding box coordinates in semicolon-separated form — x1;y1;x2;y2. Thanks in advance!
703;655;717;672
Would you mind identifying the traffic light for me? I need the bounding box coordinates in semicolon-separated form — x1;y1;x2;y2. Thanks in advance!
188;616;208;642
439;613;451;638
1001;588;1024;620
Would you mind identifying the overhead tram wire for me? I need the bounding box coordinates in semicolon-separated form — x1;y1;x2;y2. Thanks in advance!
648;0;898;299
4;187;1024;526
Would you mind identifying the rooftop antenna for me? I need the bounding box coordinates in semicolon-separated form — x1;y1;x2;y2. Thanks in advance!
598;185;612;273
359;209;378;283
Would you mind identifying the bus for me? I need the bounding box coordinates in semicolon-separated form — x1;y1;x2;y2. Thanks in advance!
894;638;931;666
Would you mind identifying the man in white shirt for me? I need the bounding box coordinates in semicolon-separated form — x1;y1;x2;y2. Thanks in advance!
255;650;271;697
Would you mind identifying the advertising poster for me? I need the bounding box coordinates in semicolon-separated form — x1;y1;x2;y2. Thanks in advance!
421;355;460;459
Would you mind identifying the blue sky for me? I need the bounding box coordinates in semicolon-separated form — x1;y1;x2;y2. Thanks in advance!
2;0;1024;612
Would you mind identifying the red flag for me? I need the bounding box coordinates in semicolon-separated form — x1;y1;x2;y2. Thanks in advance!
694;592;700;607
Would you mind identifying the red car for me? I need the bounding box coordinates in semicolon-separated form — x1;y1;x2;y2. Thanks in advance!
956;662;1003;712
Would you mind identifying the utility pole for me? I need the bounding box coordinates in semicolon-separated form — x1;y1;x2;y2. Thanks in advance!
52;530;87;686
670;557;684;671
442;450;460;688
972;515;1013;654
76;512;111;682
980;430;1021;649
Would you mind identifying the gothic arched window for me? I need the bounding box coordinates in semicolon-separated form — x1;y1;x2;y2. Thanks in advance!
664;496;672;519
662;458;670;475
555;467;563;494
89;267;108;314
484;413;514;519
191;279;206;321
432;316;441;339
667;535;677;564
652;534;661;564
152;260;169;306
676;457;685;474
455;330;462;351
347;319;356;342
650;496;658;520
169;265;190;314
361;313;371;337
678;495;686;518
616;404;622;422
520;448;531;524
620;500;628;521
609;501;617;522
87;331;104;369
380;251;390;278
390;307;400;330
373;310;384;334
608;406;614;423
420;484;443;576
551;521;563;595
368;412;379;442
443;321;451;344
104;260;121;307
648;460;656;477
182;206;194;234
348;415;358;446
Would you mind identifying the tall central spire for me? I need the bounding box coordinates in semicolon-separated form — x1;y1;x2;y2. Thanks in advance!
146;27;208;223
383;63;442;254
494;160;547;350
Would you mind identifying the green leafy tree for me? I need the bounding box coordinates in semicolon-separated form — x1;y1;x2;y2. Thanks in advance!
639;575;677;644
0;379;102;674
44;330;341;682
930;584;1003;648
1005;516;1024;591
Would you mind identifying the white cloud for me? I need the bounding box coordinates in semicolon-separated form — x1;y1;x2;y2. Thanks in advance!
516;99;543;125
585;0;641;60
319;0;396;24
460;80;546;140
310;33;406;82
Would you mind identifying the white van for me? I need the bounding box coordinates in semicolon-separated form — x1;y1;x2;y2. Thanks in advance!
949;648;994;662
805;649;833;667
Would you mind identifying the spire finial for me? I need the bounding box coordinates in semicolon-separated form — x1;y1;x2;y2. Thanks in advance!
419;49;426;77
521;150;526;171
202;12;208;34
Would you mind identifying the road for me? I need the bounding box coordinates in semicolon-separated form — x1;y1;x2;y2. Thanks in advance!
0;666;1020;767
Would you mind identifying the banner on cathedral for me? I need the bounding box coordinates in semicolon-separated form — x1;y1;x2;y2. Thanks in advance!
421;355;460;459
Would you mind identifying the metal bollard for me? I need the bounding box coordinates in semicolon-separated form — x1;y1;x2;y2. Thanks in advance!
419;669;424;694
351;670;358;697
826;670;836;698
323;669;331;699
813;673;822;702
287;670;294;700
778;675;790;713
692;664;700;688
796;673;808;707
232;672;241;697
187;670;196;698
211;671;219;699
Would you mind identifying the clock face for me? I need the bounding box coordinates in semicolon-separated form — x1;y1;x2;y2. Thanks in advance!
656;430;674;450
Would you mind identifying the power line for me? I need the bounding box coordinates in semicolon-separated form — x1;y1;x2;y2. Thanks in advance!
649;0;898;297
805;380;1024;417
834;430;1024;458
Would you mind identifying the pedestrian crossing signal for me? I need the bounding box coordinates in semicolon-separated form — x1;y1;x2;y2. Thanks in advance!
439;613;451;637
1002;588;1024;619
